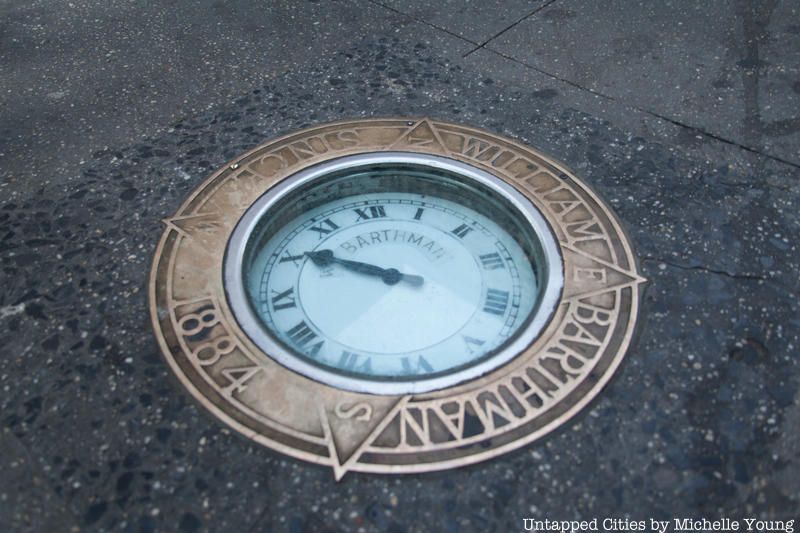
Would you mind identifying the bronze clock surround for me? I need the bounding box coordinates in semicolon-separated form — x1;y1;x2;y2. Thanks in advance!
149;118;645;479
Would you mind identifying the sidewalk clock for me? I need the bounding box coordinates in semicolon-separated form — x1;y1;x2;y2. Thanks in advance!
149;118;645;479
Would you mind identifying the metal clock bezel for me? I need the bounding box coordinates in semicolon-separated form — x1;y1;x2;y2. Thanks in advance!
224;152;564;395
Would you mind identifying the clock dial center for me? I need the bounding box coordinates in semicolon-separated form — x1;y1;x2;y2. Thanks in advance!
297;208;486;356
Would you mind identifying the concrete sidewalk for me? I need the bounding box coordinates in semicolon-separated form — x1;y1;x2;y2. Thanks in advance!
1;1;798;531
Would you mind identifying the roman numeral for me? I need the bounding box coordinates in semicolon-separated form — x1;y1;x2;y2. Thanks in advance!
451;224;473;238
270;287;296;310
413;207;424;220
400;355;434;375
354;205;387;221
462;336;486;354
286;320;318;348
306;340;324;357
483;289;509;315
338;351;372;373
479;252;505;270
279;250;305;266
308;218;339;237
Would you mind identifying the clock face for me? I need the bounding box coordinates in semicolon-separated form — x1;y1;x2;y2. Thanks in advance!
231;159;558;393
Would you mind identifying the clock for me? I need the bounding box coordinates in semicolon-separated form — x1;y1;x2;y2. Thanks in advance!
150;118;644;478
225;154;562;394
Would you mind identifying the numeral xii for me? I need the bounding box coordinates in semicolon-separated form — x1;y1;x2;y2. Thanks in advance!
354;205;387;221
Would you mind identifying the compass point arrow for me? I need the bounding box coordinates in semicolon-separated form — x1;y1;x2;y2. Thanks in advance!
318;397;410;481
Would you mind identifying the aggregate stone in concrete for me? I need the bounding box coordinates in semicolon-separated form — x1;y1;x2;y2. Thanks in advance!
489;0;800;167
0;0;414;198
0;428;78;532
1;13;799;533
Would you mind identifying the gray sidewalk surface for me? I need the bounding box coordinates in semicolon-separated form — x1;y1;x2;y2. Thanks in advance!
1;1;798;531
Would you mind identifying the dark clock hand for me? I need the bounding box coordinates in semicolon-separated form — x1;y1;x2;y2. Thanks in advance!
305;249;424;287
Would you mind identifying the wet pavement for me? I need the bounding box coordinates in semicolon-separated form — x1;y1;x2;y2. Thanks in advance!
1;1;798;531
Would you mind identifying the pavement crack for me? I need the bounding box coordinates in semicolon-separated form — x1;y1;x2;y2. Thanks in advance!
641;257;768;281
463;0;560;57
364;0;481;47
481;47;618;99
473;48;800;171
367;0;799;170
635;109;800;170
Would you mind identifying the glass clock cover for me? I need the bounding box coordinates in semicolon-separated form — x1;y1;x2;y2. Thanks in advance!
226;153;562;394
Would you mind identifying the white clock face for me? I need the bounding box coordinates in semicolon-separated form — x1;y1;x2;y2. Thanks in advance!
234;162;552;390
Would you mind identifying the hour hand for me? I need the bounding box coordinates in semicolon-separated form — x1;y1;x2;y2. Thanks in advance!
304;249;335;267
304;249;424;286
